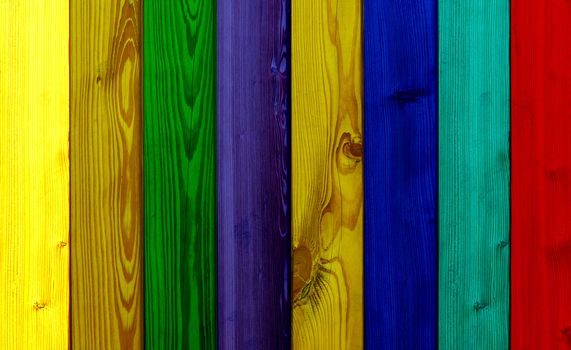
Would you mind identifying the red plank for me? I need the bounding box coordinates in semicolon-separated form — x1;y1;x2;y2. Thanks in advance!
511;0;571;348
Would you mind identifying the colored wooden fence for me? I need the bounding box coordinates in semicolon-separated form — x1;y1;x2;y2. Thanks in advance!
217;0;291;349
511;0;571;348
143;0;218;348
439;0;511;348
5;1;571;349
0;1;70;348
70;0;144;348
364;0;438;348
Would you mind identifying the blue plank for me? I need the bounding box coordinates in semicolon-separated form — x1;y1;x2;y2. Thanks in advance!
364;0;438;348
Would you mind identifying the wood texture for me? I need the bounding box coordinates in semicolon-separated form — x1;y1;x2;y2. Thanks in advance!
511;0;571;348
70;0;143;348
217;0;290;349
438;0;510;348
364;0;437;348
291;0;363;348
144;0;217;348
0;0;69;348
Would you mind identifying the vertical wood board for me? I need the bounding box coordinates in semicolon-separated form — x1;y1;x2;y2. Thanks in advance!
511;0;571;348
291;0;364;348
70;0;144;348
217;0;291;349
0;0;70;348
144;0;218;348
364;0;438;348
438;0;510;348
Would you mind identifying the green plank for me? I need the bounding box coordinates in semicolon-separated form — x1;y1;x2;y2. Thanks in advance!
143;1;217;349
438;0;510;349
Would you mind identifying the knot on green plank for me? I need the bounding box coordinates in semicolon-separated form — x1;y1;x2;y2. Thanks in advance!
498;240;508;249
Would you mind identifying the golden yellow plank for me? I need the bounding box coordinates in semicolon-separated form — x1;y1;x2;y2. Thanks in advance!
70;1;144;348
0;0;70;349
292;0;363;348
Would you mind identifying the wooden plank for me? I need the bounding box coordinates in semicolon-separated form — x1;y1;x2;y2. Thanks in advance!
143;0;217;348
438;0;510;348
364;0;437;348
0;0;69;348
511;0;571;348
291;0;363;348
70;0;143;348
217;0;290;349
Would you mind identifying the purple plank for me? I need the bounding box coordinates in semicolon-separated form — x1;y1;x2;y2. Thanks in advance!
217;0;290;349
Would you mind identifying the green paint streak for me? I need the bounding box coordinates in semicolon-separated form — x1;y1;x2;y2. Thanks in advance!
438;0;510;349
144;1;217;349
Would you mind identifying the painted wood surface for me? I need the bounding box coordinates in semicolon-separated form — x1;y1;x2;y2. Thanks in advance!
511;0;571;348
70;0;143;348
217;0;290;349
364;0;437;348
438;0;510;348
291;0;363;348
144;0;217;348
0;0;69;348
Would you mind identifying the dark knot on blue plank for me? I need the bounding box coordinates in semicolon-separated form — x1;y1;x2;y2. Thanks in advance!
391;89;427;104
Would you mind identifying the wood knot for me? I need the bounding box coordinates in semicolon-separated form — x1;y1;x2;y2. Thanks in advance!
33;302;46;311
341;133;363;162
57;241;67;248
473;301;488;311
292;245;312;299
561;326;571;344
391;88;427;104
498;240;508;249
345;141;363;159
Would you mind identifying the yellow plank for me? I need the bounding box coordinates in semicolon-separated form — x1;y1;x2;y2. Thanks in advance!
70;0;143;348
0;0;70;349
291;0;364;348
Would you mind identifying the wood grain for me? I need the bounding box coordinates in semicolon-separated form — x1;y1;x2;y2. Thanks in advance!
438;0;510;348
144;0;217;348
511;0;571;348
0;0;69;348
70;0;143;348
217;0;291;349
364;0;438;348
291;0;363;348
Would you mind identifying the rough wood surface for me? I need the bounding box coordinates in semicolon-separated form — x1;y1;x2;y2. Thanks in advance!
511;0;571;348
217;0;291;349
438;0;511;348
144;0;218;348
0;0;70;348
70;0;143;348
364;0;438;348
291;0;363;348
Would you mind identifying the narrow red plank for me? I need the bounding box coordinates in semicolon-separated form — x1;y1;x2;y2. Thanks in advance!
511;0;571;348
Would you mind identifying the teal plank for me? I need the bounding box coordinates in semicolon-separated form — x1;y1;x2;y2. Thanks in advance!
438;0;510;348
